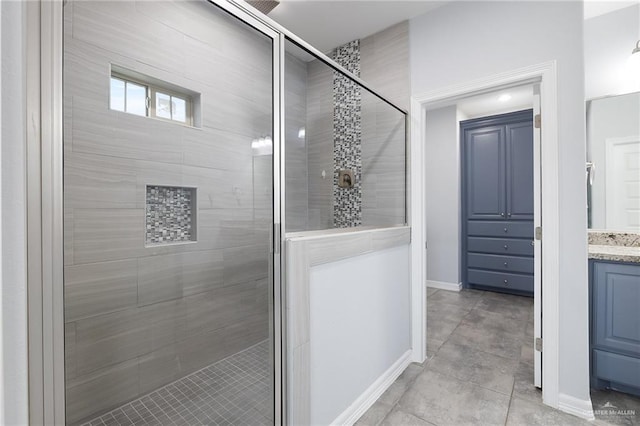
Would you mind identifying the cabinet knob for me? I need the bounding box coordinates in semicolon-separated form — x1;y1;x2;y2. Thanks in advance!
500;213;505;217
504;279;509;286
504;262;508;267
507;212;512;217
504;228;508;233
504;245;508;250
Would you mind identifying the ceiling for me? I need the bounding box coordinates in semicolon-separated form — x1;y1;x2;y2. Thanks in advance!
583;0;639;19
266;1;639;55
268;1;448;54
456;85;534;119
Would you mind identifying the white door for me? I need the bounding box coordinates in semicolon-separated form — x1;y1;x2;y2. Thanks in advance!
533;84;542;388
605;136;640;230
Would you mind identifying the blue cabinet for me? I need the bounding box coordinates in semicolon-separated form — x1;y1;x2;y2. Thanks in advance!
461;110;534;296
590;260;640;396
464;126;505;220
505;122;534;221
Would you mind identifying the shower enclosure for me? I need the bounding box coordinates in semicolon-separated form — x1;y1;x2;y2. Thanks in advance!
63;1;277;424
54;0;407;424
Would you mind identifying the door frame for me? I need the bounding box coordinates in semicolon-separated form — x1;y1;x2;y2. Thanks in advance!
27;0;285;424
410;61;561;408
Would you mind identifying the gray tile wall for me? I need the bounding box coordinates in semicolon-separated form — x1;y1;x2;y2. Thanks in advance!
303;22;409;230
306;58;335;230
285;53;310;232
360;21;410;112
360;22;409;226
64;1;271;423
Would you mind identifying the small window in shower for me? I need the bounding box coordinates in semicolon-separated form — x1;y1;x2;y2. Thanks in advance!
153;91;188;123
109;66;199;126
145;185;197;245
109;76;147;117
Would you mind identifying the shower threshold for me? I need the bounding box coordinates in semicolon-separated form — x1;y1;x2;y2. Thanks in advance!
80;340;272;426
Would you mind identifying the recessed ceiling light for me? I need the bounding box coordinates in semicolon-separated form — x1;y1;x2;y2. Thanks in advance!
498;94;512;102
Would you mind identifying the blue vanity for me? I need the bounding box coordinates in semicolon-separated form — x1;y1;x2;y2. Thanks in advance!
589;232;640;396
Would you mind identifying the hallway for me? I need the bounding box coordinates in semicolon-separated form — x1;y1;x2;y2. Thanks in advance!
356;289;640;425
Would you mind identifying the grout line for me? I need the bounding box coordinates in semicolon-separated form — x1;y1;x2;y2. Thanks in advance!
504;358;518;426
80;340;270;426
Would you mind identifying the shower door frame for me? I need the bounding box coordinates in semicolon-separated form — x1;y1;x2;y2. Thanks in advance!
29;0;409;424
28;0;285;424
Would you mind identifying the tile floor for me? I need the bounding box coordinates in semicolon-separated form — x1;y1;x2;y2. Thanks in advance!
80;340;272;426
355;288;640;426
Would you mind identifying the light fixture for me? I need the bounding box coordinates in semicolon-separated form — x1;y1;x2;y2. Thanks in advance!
498;94;512;102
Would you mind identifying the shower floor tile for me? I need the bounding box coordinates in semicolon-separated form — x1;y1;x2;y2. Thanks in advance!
81;340;272;426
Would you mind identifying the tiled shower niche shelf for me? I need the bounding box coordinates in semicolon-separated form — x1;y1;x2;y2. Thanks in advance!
145;185;197;246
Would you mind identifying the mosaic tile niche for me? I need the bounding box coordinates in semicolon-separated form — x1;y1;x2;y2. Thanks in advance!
145;185;196;245
332;39;362;228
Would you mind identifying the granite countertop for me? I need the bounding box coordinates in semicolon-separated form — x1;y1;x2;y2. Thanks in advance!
588;230;640;247
588;244;640;263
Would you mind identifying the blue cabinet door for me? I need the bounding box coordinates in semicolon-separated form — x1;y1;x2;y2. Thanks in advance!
591;260;640;395
593;262;640;356
506;121;534;220
463;126;505;220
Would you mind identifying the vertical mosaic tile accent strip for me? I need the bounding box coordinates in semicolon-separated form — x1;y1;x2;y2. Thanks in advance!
146;185;196;245
332;40;362;228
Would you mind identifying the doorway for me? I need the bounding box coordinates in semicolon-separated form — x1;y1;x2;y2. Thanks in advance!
410;62;561;407
424;84;541;388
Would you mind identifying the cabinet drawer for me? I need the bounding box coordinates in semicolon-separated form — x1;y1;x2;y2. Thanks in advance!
593;349;640;390
467;221;533;238
467;269;533;293
468;253;533;274
467;237;534;256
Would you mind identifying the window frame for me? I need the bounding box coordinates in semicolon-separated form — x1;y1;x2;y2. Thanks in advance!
148;86;192;125
109;71;194;126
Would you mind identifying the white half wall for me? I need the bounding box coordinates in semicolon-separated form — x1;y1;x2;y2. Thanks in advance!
410;0;590;410
309;245;410;425
0;1;29;424
424;105;460;286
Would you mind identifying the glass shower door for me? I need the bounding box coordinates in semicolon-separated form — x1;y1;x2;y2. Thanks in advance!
63;1;277;424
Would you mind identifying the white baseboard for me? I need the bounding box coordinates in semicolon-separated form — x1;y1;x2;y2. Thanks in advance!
558;393;595;420
331;350;412;426
426;280;462;292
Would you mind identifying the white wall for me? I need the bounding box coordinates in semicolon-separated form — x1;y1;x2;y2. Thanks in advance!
424;105;460;287
309;245;410;425
0;1;29;424
411;0;590;407
584;3;640;99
